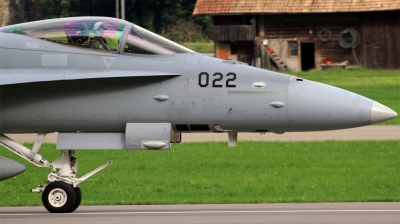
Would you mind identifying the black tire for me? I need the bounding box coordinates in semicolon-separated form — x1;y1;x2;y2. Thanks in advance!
318;28;331;42
69;187;82;213
339;28;360;49
42;181;76;213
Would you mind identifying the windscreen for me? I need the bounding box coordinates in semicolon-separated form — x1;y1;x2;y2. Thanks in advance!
124;25;193;55
0;18;125;52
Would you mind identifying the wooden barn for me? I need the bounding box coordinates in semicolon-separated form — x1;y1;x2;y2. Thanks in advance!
193;0;400;71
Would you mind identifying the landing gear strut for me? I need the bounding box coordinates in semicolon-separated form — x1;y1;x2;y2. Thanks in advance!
0;134;112;213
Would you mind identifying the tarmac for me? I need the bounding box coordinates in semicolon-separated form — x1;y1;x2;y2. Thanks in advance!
1;203;399;224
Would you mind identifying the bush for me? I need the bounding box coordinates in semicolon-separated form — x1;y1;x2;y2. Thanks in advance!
162;20;210;42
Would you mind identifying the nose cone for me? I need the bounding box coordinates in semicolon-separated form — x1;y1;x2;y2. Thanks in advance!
287;77;396;131
0;156;26;181
371;101;398;124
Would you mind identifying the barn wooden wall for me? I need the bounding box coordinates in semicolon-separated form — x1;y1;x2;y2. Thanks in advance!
359;11;400;70
211;25;255;42
212;16;255;42
234;41;253;64
261;13;360;67
211;11;399;70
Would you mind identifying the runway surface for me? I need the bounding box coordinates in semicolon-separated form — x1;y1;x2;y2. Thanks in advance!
1;203;399;224
6;125;400;143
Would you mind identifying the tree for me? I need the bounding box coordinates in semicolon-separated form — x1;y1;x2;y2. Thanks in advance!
8;0;41;25
162;19;209;42
6;0;211;40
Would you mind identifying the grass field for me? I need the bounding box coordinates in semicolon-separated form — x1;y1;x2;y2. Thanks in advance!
1;140;399;206
284;68;400;125
180;42;214;53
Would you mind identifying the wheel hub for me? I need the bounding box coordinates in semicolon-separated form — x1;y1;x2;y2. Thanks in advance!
48;188;67;207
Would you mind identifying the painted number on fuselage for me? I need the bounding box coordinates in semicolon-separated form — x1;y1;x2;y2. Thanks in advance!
212;73;223;87
226;72;237;88
198;72;209;87
198;72;236;88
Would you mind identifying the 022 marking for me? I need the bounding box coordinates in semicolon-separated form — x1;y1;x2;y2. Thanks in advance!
198;72;236;88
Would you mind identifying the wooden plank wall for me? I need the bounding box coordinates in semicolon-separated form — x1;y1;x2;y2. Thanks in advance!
359;11;400;70
262;14;360;66
213;15;253;26
263;14;310;39
211;25;255;42
212;11;399;69
236;41;253;64
313;14;359;66
211;15;255;42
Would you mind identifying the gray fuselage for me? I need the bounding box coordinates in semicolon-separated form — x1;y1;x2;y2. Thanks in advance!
0;32;396;134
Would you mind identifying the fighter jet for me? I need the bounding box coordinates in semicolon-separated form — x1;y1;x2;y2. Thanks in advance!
0;17;397;213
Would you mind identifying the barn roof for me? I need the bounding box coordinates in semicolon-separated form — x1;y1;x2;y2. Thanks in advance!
193;0;400;15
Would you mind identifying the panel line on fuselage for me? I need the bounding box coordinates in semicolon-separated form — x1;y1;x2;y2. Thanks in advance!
228;90;283;94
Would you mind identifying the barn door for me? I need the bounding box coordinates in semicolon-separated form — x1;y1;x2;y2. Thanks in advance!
300;42;315;71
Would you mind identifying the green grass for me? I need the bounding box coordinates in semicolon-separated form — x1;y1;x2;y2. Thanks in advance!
1;141;399;206
284;68;400;125
180;42;214;53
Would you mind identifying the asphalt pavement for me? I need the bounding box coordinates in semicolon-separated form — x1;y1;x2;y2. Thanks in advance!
1;203;399;224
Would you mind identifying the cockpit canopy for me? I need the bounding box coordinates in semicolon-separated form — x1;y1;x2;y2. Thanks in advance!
0;17;193;55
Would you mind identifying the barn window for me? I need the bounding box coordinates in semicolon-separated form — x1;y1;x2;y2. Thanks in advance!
289;41;298;56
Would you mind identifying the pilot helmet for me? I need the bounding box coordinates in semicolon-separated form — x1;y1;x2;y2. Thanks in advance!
64;21;88;44
93;22;109;38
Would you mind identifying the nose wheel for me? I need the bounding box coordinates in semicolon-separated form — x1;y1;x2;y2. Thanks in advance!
42;181;80;213
71;186;82;212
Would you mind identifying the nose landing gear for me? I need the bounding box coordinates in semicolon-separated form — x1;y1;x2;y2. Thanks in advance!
35;149;111;213
0;134;112;213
